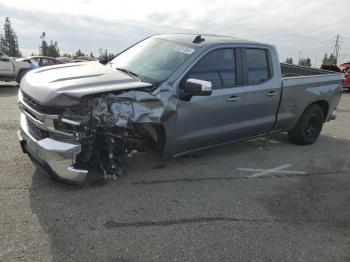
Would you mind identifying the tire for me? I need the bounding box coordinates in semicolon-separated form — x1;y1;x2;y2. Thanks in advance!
288;104;324;145
16;69;29;84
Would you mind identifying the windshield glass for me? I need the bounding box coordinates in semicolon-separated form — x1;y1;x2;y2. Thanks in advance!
110;38;197;83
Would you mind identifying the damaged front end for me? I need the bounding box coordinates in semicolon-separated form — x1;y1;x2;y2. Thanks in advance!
19;89;168;185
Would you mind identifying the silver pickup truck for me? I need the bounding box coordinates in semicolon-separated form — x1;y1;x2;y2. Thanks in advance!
18;34;343;185
0;51;30;83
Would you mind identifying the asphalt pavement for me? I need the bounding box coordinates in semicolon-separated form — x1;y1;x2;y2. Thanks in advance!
1;82;350;262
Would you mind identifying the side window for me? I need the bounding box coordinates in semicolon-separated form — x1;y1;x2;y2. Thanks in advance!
41;58;54;66
246;49;269;84
186;49;236;89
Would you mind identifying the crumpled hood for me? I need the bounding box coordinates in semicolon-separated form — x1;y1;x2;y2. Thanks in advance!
20;61;152;107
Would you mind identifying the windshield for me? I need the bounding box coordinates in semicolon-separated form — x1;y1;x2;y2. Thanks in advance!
110;38;197;83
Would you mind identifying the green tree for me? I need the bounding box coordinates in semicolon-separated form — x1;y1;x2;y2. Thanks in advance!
62;53;72;58
0;34;8;53
2;17;20;57
322;53;337;65
47;41;60;57
285;57;293;64
40;32;60;57
298;57;312;67
107;53;115;59
40;32;48;56
75;49;85;57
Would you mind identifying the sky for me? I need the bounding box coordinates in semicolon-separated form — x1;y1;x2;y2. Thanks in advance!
0;0;350;65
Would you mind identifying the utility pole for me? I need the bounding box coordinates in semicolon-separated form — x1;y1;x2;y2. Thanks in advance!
333;33;341;64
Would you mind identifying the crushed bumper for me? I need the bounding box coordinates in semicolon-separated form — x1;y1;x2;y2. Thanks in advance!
18;113;88;185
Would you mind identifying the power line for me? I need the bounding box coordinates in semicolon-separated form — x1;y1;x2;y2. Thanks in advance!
332;33;341;63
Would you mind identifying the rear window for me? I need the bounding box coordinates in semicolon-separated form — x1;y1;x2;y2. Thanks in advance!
246;49;269;84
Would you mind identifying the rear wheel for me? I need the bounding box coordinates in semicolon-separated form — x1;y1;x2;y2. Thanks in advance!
288;104;324;145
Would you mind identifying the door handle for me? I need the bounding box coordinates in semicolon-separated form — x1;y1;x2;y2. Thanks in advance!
266;91;278;97
226;96;241;102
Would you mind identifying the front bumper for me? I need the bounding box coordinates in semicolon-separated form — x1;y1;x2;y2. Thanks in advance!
19;113;88;185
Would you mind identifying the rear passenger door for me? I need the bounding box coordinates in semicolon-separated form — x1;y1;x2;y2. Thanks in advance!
241;48;281;136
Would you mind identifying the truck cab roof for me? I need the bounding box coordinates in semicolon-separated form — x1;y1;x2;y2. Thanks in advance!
154;33;268;48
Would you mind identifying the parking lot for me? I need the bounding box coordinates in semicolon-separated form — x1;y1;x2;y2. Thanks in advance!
1;82;350;262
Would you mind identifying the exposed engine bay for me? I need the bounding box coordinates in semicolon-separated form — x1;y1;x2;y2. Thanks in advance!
56;91;168;180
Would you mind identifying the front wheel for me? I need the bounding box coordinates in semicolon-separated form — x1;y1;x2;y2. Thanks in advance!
16;69;29;84
288;104;324;145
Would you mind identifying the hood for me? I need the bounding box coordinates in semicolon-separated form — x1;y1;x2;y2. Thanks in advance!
20;61;152;107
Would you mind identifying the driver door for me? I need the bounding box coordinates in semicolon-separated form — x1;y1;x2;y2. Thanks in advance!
172;48;246;155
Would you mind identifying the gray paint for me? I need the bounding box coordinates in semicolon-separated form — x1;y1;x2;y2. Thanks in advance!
20;34;343;161
0;51;30;80
20;61;152;107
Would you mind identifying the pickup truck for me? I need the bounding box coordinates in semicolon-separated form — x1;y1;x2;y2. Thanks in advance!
17;34;343;185
0;51;30;83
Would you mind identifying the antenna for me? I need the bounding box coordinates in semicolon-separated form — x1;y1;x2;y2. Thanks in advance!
193;35;205;44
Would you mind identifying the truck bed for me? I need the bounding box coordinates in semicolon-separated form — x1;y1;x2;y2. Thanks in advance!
281;63;335;78
276;63;343;132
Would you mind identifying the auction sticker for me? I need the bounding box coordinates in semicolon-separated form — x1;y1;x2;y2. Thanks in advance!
173;46;195;55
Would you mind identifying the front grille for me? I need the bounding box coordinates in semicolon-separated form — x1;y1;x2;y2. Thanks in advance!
26;118;49;140
22;92;64;115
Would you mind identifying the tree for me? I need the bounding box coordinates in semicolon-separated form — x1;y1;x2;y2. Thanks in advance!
40;32;48;56
285;57;293;64
322;53;337;65
0;34;8;53
298;57;311;67
47;41;60;57
2;17;21;57
75;49;85;57
40;32;60;57
61;53;72;58
107;53;115;59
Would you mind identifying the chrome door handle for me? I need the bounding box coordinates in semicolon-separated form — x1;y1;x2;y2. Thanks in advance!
226;96;241;102
266;91;278;97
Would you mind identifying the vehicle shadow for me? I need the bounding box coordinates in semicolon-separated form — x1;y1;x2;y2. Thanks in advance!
0;85;18;97
29;134;350;261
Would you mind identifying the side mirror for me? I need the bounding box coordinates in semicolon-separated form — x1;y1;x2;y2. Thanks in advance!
180;78;212;98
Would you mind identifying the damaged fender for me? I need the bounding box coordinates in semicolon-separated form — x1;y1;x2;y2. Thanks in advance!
70;89;177;180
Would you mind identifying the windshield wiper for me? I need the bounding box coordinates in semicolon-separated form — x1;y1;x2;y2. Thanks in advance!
116;67;140;80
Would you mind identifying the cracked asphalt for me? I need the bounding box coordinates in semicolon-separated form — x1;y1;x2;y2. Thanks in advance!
1;82;350;262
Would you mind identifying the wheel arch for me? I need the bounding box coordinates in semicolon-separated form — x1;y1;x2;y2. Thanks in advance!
16;68;30;83
133;123;167;155
308;100;329;122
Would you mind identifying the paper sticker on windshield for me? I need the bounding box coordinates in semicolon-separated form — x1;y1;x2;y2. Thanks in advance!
173;46;195;55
